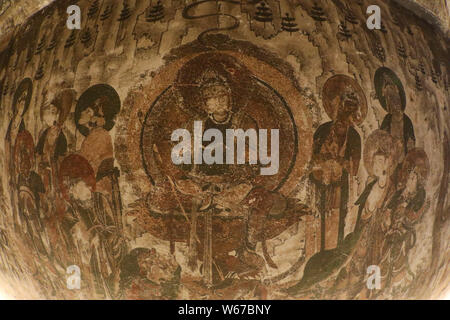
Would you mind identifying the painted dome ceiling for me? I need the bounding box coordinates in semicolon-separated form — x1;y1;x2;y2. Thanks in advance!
0;0;448;300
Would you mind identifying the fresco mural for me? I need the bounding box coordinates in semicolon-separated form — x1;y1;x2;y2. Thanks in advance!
0;0;448;300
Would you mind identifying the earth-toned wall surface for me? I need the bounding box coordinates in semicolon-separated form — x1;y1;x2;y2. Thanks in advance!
0;0;448;299
399;0;449;31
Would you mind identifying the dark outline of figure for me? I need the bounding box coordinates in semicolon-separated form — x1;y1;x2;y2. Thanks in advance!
347;130;400;299
381;148;429;291
14;130;49;258
74;84;120;137
375;67;415;155
36;89;75;195
310;75;366;252
75;84;123;233
59;154;126;299
5;78;33;233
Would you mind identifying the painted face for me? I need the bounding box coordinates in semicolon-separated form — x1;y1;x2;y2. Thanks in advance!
373;154;388;178
79;107;94;126
79;98;106;128
203;86;232;123
19;149;32;175
339;90;359;123
405;168;419;193
69;180;92;203
384;83;402;114
92;98;105;114
43;104;60;127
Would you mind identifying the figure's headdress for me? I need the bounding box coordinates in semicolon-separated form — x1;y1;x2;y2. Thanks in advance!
199;69;231;97
363;130;400;177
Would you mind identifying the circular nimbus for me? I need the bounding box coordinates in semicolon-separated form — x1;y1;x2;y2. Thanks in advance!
374;67;407;112
75;84;121;137
140;52;299;192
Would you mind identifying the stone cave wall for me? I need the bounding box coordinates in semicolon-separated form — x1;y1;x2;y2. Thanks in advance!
0;0;448;299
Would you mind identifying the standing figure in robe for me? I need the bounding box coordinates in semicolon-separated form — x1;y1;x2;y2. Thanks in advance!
36;89;75;197
381;149;429;293
375;67;415;157
75;84;123;230
354;130;400;232
14;130;49;257
5;78;33;232
347;130;399;298
309;130;398;298
59;154;126;299
309;75;367;253
36;88;75;264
